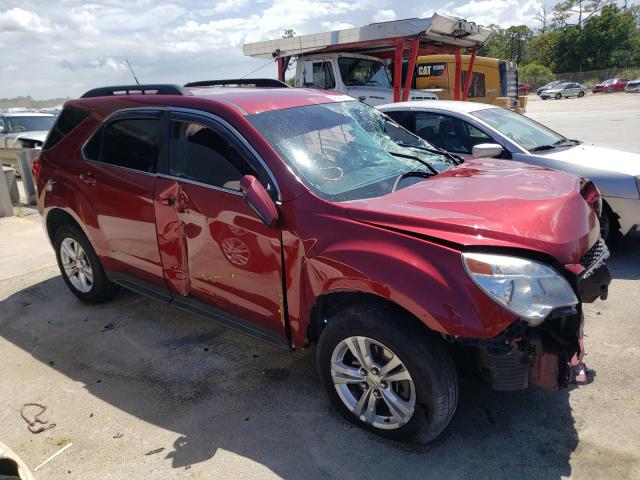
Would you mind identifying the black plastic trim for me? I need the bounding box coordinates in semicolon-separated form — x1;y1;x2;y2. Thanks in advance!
109;272;290;350
185;78;289;88
81;84;191;98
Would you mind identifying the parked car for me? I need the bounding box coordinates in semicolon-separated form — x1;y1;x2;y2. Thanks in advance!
539;82;586;99
0;112;56;149
625;79;640;92
518;83;532;95
536;80;567;95
592;78;628;93
36;84;610;443
378;100;640;240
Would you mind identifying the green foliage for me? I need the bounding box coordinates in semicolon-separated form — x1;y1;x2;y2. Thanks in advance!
519;63;555;86
481;2;638;75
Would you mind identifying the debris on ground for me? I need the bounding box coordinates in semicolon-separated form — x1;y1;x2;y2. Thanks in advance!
20;403;55;434
34;443;72;472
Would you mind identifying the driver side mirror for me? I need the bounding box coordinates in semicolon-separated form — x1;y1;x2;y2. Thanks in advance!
471;143;503;158
240;175;279;228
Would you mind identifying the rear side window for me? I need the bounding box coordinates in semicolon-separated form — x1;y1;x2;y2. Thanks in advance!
84;118;162;173
43;108;92;150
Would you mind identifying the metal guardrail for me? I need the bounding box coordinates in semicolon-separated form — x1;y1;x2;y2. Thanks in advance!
0;147;38;216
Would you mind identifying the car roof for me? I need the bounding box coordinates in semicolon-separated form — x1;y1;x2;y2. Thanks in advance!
377;100;497;114
70;87;353;116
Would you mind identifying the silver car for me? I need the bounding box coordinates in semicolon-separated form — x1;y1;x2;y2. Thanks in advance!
378;100;640;241
0;112;56;149
625;79;640;93
539;82;586;100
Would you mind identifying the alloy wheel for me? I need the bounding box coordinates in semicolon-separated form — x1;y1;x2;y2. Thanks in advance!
60;238;93;293
330;336;416;430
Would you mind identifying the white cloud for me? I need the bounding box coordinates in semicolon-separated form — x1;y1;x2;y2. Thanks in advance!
373;9;396;22
422;0;544;28
0;8;51;33
0;0;555;99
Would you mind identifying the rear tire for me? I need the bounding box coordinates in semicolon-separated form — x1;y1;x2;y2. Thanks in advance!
316;302;458;444
599;203;621;244
54;225;118;303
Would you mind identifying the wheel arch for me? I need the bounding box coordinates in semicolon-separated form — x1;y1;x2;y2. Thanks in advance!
45;208;85;243
307;290;434;345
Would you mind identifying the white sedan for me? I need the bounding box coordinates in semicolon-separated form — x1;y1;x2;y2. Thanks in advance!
378;100;640;240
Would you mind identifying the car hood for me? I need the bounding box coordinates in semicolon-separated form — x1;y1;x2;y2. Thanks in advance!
537;144;640;177
3;131;48;147
347;159;598;264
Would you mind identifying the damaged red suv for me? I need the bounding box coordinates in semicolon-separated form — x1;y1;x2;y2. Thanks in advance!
36;83;611;443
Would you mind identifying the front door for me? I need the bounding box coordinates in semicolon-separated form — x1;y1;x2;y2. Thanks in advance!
154;112;287;342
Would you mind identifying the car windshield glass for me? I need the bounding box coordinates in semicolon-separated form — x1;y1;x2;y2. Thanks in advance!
603;79;615;84
5;116;55;133
249;101;455;202
473;107;565;151
338;58;391;88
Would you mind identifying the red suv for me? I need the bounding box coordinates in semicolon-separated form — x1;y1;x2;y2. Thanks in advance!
36;83;611;443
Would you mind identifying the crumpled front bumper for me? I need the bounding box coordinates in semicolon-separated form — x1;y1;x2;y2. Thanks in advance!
476;241;611;392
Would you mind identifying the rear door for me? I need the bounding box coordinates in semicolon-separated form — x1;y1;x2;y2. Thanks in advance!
154;111;287;343
79;109;168;292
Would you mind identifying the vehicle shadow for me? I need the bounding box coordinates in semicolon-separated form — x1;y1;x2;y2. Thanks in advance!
1;276;579;480
607;231;640;280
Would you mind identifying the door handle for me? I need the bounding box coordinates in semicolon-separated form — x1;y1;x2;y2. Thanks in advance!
79;173;96;186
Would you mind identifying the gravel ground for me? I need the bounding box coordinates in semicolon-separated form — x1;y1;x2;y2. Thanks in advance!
0;93;639;479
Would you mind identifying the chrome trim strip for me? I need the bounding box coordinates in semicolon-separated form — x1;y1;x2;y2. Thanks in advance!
156;173;244;196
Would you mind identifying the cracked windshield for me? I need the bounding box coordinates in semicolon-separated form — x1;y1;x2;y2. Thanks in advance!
249;101;456;201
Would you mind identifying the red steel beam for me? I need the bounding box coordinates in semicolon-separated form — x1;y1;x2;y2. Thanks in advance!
277;57;290;81
402;38;420;101
453;50;462;100
393;39;404;102
462;49;477;101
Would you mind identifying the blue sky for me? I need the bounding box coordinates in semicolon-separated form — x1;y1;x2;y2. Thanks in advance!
1;0;554;99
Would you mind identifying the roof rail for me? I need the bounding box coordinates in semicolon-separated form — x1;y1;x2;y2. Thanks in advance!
184;78;289;88
80;84;191;98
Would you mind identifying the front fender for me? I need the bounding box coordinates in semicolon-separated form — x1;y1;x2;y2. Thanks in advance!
281;198;516;347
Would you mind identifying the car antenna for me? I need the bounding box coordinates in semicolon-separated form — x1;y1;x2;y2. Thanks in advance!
125;59;141;85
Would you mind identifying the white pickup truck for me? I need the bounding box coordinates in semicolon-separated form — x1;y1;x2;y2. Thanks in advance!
294;52;437;106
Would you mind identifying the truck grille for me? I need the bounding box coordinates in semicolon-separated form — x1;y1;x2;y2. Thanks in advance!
580;238;609;270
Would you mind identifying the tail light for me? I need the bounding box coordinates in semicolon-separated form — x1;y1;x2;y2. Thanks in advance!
580;179;602;216
32;155;42;190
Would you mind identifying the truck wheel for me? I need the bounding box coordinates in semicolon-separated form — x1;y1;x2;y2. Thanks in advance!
316;302;458;444
555;93;562;100
54;225;118;303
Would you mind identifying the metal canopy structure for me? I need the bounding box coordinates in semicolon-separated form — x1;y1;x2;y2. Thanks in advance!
242;14;493;102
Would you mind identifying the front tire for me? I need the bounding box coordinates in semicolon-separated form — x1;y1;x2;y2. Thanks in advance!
555;93;562;100
578;91;585;98
316;302;458;444
599;204;621;243
54;225;118;303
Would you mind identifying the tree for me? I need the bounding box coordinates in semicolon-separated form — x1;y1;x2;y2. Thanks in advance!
519;63;555;87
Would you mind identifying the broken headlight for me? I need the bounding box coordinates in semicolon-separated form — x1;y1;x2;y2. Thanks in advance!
462;252;578;327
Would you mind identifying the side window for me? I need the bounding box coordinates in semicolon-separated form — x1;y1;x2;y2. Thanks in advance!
0;117;5;131
168;121;258;191
312;62;336;89
98;118;162;173
383;110;406;128
415;112;490;154
461;71;486;98
43;108;92;150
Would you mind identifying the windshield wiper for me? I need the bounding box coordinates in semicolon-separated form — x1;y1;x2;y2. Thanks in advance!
530;138;580;152
395;141;463;165
387;151;439;175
